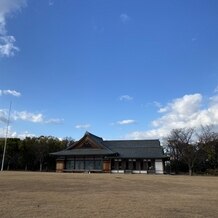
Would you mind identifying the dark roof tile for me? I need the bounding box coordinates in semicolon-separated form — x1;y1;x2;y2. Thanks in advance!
51;132;166;158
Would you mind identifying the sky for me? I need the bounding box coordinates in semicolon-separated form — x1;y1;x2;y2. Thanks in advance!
0;0;218;141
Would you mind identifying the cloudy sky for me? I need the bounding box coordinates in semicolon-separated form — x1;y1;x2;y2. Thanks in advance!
0;0;218;140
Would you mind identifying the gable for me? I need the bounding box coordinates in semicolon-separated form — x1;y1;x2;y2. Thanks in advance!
73;137;102;149
68;132;105;150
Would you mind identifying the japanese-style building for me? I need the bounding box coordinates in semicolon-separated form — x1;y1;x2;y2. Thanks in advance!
51;132;167;174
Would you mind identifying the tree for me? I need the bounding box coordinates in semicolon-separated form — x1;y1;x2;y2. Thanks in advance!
43;136;68;171
197;126;218;171
0;138;21;170
28;136;72;172
1;135;74;172
167;128;198;175
4;138;21;170
33;136;49;172
20;137;37;171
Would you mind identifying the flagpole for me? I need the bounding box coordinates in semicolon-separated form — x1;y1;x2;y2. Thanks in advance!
1;101;12;171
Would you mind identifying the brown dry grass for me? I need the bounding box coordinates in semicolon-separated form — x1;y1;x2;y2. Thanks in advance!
0;172;218;218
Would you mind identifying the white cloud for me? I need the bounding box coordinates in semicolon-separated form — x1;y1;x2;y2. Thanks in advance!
126;128;169;140
45;118;64;124
12;110;64;124
0;109;8;123
0;109;63;125
0;125;15;138
15;131;36;139
0;126;35;138
0;0;26;57
75;124;91;129
0;89;21;97
119;95;133;101
157;94;202;115
126;93;218;140
117;119;136;125
13;111;44;123
153;101;162;108
158;107;168;113
0;36;19;57
210;95;218;105
120;13;130;23
0;108;63;138
214;86;218;93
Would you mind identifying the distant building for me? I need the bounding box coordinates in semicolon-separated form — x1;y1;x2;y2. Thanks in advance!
51;132;167;174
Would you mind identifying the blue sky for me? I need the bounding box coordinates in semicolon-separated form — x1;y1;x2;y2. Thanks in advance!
0;0;218;140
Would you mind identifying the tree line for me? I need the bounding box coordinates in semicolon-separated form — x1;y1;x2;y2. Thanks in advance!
1;126;218;175
0;136;74;172
165;126;218;175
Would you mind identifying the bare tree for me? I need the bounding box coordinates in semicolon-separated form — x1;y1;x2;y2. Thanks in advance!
167;128;197;175
197;125;218;170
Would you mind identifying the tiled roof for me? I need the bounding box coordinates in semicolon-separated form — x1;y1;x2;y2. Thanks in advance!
103;140;165;158
51;148;115;156
103;139;160;148
51;132;166;158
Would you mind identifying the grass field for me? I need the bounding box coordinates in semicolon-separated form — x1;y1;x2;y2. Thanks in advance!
0;172;218;218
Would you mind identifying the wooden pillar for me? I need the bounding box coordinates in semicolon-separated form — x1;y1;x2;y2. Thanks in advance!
103;160;111;173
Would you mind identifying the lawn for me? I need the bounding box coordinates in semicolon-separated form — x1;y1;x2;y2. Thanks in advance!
0;172;218;218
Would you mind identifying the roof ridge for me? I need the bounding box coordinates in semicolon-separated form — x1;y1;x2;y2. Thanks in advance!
104;139;159;142
85;131;103;141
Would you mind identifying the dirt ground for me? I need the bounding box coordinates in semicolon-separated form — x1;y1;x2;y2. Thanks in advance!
0;172;218;218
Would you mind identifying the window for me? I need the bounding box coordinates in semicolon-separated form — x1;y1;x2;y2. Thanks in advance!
75;158;84;170
95;160;103;170
66;157;103;171
141;160;148;170
111;159;121;170
66;160;74;170
85;160;94;170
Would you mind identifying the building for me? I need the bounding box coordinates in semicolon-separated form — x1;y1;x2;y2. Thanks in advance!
51;132;167;174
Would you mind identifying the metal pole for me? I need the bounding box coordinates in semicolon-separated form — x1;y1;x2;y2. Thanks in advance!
1;101;12;171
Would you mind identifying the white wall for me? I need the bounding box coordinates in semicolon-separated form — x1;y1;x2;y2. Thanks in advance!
155;159;163;174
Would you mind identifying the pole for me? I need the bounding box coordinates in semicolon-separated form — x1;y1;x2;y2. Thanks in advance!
1;101;12;171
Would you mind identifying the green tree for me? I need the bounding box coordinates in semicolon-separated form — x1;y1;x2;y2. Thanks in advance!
1;135;73;172
19;137;37;171
0;138;21;170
